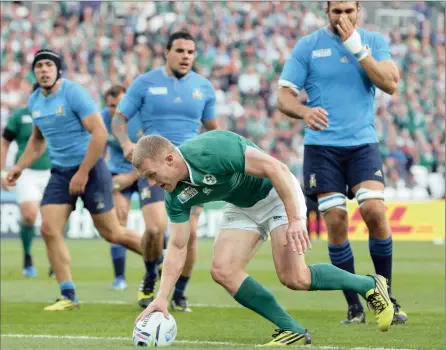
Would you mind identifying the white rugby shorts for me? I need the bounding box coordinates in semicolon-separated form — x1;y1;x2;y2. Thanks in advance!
219;176;307;240
16;169;51;204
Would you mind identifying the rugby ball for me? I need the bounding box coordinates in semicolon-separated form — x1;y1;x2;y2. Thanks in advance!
132;312;177;347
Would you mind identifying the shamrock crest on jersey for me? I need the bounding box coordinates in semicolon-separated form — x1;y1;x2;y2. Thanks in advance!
203;174;217;185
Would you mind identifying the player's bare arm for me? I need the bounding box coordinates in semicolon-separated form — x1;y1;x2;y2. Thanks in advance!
0;137;10;170
1;136;12;189
277;88;329;130
136;221;191;321
202;119;219;131
244;146;311;253
157;221;191;300
68;112;107;196
357;59;399;95
337;14;399;94
78;112;108;174
112;110;134;160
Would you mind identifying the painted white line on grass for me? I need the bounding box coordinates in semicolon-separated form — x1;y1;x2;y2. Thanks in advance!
1;334;244;346
81;300;239;308
1;334;423;350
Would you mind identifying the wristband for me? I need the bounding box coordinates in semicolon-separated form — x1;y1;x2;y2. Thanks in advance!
343;30;363;54
354;48;369;62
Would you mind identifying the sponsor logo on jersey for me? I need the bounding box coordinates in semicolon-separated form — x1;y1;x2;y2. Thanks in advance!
340;56;349;63
148;87;168;95
203;174;217;185
177;186;198;204
174;96;182;103
312;49;332;58
375;169;383;177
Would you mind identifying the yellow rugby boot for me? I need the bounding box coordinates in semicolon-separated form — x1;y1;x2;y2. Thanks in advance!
262;329;311;346
44;298;79;311
365;275;394;332
137;274;156;309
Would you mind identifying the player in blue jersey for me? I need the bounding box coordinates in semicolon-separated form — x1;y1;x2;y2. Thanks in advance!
112;31;218;311
102;85;150;290
4;49;144;311
277;1;407;325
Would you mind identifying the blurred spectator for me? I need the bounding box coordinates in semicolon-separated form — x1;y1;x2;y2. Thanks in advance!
1;1;444;197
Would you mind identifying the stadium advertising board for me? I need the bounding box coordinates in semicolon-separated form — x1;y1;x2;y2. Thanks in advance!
1;192;444;241
308;201;445;241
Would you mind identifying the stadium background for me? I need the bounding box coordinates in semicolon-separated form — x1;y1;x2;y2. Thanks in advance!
0;2;445;350
1;1;445;243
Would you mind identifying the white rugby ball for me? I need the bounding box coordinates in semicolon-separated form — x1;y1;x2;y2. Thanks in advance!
133;312;177;347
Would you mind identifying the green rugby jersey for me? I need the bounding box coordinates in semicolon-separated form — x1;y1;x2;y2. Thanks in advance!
4;107;51;170
166;130;273;223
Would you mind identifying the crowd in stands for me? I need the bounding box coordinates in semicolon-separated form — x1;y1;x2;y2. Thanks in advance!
1;1;444;198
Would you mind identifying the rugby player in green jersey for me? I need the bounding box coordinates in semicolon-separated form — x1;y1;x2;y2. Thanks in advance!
1;102;51;277
133;130;394;346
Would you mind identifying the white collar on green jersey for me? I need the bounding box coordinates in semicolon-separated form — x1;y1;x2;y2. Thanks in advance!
177;148;196;185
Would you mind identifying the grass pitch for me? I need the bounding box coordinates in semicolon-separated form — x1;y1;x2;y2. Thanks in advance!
1;239;444;349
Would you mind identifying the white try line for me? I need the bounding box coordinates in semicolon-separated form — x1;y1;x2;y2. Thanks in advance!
0;334;423;350
81;300;240;308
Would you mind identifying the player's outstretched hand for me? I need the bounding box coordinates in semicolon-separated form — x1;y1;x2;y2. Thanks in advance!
123;142;136;162
284;219;312;255
136;297;169;323
2;166;23;189
303;107;329;131
69;169;89;196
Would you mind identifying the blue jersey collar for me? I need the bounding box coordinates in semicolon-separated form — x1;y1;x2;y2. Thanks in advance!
162;65;192;82
39;79;65;99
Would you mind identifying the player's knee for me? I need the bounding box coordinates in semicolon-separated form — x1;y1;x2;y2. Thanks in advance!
210;262;233;287
356;189;386;229
143;225;162;241
40;221;58;241
21;209;38;226
101;228;120;244
141;226;163;253
360;201;387;234
277;266;311;291
324;210;349;243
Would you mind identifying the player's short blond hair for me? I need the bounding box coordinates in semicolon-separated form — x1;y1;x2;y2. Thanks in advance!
132;135;175;170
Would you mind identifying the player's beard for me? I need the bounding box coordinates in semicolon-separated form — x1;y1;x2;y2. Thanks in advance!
171;68;187;79
329;16;357;36
331;23;340;36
